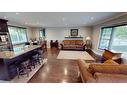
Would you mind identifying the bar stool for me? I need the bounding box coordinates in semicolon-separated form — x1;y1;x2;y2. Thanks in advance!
29;52;41;69
14;59;30;78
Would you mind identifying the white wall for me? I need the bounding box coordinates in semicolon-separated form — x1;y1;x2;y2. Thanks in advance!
45;27;92;47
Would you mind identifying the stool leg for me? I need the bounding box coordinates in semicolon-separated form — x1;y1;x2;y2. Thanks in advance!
25;65;29;77
16;68;20;79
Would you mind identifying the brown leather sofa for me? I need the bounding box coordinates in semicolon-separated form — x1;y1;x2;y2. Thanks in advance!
77;59;127;83
60;40;86;50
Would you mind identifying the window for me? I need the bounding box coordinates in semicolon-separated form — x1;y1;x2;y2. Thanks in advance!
39;29;45;38
8;26;27;44
99;24;127;58
99;27;112;49
110;26;127;53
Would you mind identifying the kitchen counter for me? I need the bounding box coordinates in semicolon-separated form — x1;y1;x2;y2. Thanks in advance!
0;45;41;59
0;45;42;81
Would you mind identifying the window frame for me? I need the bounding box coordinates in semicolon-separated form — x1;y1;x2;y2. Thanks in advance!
98;23;127;50
39;28;45;38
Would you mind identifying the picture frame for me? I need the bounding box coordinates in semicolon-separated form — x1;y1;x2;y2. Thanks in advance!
70;29;78;36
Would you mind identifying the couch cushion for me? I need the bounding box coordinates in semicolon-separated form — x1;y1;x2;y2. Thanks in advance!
75;45;83;48
88;64;127;75
75;40;84;45
94;72;127;83
70;40;76;45
103;59;119;65
63;40;70;45
102;49;114;60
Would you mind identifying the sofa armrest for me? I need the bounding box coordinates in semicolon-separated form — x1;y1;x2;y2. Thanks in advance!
60;43;63;49
77;59;96;83
112;53;122;60
94;72;127;83
82;44;86;50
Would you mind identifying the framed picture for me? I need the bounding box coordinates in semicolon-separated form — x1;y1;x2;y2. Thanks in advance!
70;29;78;36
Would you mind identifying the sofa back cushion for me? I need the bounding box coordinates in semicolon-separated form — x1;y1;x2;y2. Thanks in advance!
70;40;76;45
63;40;70;45
88;64;127;75
75;40;84;45
63;40;84;45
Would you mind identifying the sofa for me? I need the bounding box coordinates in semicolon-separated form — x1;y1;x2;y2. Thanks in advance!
77;59;127;83
60;40;86;50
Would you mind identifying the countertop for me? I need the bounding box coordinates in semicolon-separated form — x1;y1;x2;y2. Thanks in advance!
0;45;41;59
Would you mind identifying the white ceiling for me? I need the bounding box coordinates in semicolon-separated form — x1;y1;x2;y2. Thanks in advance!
0;12;124;28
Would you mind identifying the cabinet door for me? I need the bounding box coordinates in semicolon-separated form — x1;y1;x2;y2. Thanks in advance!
0;22;8;32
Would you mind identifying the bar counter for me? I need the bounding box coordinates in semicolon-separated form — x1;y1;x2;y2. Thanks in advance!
0;45;41;81
0;45;41;59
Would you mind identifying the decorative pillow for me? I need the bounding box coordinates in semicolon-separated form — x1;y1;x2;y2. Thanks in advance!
102;49;114;60
70;40;75;45
75;40;83;45
63;40;70;45
103;59;119;65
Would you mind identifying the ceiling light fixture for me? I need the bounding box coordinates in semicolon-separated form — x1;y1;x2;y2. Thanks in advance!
16;12;20;15
62;18;65;21
25;22;28;24
42;24;45;26
91;17;94;20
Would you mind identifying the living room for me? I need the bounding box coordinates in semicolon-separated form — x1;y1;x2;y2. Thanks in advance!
0;12;127;83
1;0;127;95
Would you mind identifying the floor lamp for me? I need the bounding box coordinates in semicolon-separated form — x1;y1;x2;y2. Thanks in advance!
86;36;92;49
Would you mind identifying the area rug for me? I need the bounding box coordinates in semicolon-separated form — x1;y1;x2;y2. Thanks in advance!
57;50;95;60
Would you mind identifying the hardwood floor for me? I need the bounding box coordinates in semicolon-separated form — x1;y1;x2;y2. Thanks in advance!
28;48;82;83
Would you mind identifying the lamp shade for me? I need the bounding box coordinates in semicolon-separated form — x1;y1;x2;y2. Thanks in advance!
86;36;91;40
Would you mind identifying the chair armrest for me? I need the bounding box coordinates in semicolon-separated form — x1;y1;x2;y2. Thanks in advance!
94;72;127;83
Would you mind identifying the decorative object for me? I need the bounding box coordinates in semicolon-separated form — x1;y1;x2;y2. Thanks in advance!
70;29;78;36
86;36;91;40
86;36;92;49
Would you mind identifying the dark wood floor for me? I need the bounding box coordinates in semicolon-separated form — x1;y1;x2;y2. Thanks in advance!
28;48;82;83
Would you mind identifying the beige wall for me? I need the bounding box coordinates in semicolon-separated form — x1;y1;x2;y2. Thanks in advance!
28;27;93;48
26;27;40;41
45;27;92;48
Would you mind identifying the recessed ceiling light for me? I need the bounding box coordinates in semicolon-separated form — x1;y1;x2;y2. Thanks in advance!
62;18;65;21
65;24;68;25
91;17;94;20
42;24;45;26
16;12;20;15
